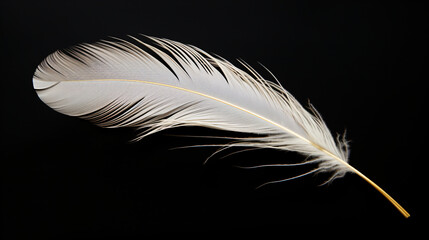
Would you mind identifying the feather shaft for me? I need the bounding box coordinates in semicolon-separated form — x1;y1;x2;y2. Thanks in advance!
346;164;410;218
312;141;410;218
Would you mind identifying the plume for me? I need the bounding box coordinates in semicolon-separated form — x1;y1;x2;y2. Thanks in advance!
33;35;409;218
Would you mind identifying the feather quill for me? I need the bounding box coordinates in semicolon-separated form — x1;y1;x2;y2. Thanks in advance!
33;35;409;217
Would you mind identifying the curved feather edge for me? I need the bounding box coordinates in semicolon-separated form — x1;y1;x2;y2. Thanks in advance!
32;35;409;217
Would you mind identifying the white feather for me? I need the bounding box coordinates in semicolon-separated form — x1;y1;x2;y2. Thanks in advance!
33;35;409;217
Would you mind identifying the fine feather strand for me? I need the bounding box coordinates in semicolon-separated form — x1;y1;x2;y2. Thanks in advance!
33;35;409;217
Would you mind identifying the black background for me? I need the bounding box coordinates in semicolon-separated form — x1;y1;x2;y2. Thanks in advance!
2;0;426;236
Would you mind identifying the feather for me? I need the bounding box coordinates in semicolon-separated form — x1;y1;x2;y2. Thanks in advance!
33;35;409;218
